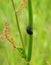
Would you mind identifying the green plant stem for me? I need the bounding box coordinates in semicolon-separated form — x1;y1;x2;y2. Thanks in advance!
27;0;33;62
11;0;25;50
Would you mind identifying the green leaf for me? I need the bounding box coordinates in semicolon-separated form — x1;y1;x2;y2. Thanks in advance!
17;48;26;59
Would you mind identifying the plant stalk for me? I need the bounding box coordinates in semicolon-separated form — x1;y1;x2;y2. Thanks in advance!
11;0;25;50
27;0;33;62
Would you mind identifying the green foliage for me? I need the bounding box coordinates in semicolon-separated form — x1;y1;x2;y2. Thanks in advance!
17;48;26;59
0;0;51;65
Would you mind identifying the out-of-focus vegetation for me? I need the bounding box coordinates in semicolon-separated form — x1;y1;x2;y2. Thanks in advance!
0;0;51;65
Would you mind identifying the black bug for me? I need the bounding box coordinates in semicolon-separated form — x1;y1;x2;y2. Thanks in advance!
26;26;33;35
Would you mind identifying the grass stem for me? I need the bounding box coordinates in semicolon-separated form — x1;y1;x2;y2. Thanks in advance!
27;0;33;62
11;0;25;50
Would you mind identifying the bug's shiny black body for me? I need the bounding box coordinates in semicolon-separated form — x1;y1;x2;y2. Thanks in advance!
26;26;33;35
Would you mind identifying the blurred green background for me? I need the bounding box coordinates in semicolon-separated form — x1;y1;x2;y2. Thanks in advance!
0;0;51;65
